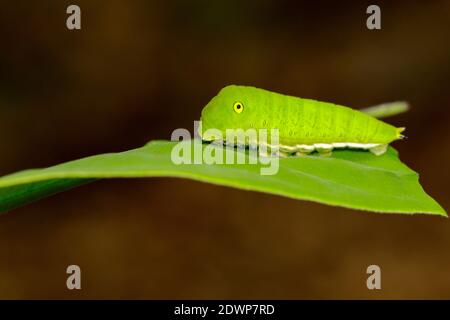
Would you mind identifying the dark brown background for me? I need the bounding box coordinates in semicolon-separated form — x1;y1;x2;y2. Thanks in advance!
0;0;449;299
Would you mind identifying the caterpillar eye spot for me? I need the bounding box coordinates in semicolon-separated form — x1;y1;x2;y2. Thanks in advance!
233;101;244;114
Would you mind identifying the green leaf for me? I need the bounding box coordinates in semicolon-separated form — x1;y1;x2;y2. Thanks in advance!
0;140;446;216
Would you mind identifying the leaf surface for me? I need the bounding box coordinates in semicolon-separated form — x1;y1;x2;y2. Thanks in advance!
0;140;445;216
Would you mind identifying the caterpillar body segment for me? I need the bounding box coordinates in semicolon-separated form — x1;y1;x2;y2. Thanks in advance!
200;85;406;156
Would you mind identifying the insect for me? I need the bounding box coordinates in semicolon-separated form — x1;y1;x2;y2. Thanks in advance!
199;85;406;156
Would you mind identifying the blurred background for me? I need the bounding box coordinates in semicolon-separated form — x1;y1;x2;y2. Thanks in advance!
0;0;449;299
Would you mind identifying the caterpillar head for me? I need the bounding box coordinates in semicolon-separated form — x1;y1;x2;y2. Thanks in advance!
199;85;256;141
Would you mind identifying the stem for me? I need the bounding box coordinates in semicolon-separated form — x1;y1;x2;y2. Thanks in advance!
360;101;410;119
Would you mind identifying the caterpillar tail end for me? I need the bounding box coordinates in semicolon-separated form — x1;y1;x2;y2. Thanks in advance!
396;127;407;139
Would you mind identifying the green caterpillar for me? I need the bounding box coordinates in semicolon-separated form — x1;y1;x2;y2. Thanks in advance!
199;85;405;156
